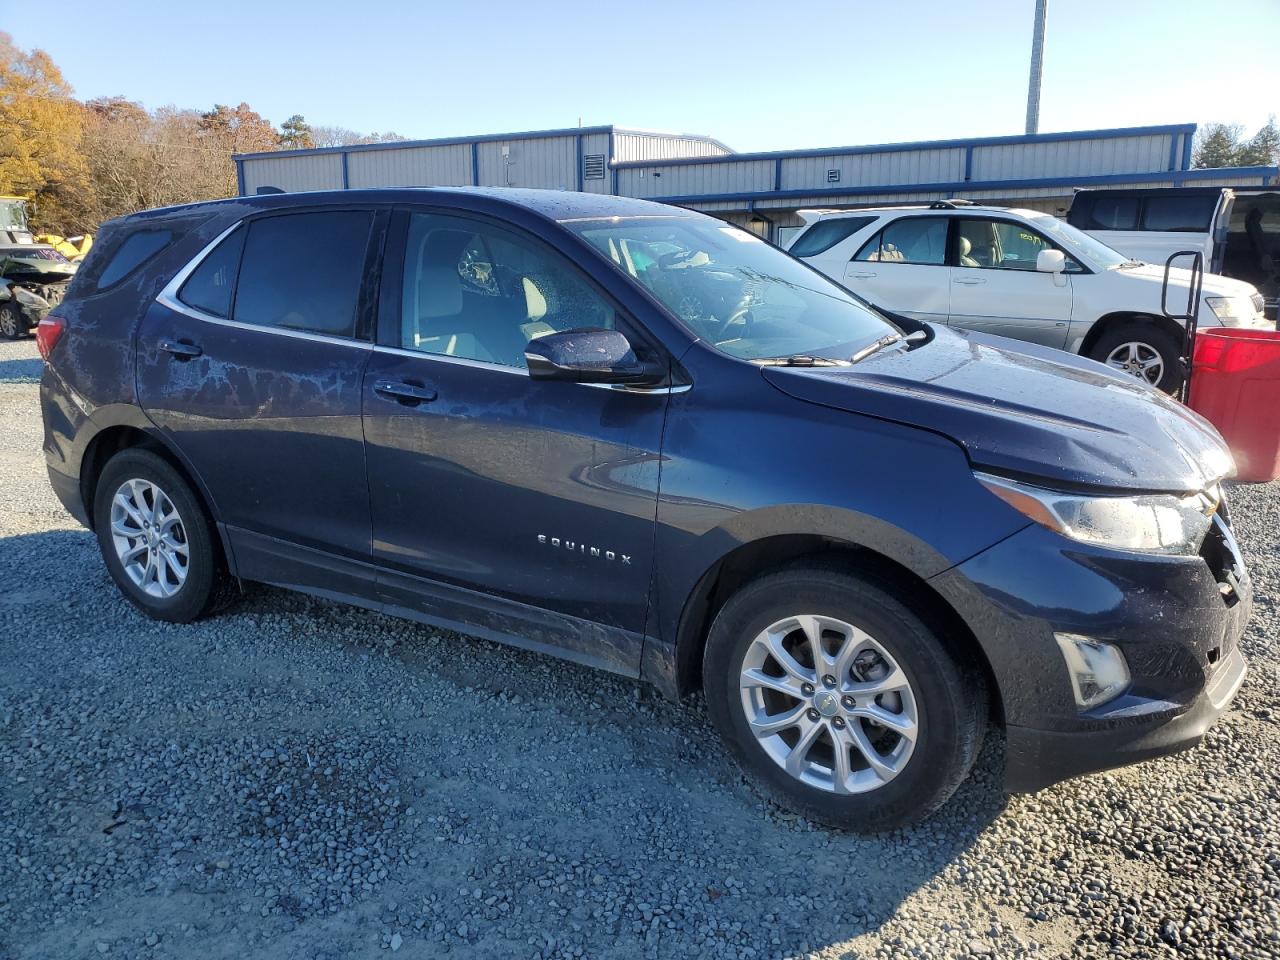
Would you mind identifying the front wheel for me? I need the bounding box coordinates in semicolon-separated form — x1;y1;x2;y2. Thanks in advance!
0;302;24;340
703;567;987;832
1088;322;1183;393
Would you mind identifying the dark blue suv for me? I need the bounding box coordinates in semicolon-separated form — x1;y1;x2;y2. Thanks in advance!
39;188;1251;831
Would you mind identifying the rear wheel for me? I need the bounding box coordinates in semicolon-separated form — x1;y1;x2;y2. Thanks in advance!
1088;322;1183;393
92;448;233;622
703;567;986;832
0;302;24;340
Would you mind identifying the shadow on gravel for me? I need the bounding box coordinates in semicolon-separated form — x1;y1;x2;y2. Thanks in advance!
1;531;1010;959
0;353;42;384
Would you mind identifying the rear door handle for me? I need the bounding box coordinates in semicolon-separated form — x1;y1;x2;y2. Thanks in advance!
848;271;877;280
159;339;202;360
953;276;987;285
374;379;438;405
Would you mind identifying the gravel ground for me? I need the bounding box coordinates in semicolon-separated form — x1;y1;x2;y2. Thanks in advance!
1;336;1277;960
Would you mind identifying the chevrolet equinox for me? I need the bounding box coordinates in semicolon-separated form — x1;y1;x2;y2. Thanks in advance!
39;189;1251;831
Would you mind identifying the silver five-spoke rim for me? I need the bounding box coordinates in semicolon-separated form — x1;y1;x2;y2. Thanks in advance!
1105;341;1164;385
740;615;918;795
110;479;189;598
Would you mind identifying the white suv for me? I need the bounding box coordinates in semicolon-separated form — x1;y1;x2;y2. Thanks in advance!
787;201;1273;392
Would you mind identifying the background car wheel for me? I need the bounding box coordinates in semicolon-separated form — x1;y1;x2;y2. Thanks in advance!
1088;322;1183;393
703;566;987;833
0;302;24;340
93;448;234;623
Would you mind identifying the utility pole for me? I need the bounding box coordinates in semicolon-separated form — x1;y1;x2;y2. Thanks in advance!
1025;0;1048;135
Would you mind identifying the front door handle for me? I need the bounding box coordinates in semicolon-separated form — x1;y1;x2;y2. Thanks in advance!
374;379;438;406
159;339;202;360
953;276;987;285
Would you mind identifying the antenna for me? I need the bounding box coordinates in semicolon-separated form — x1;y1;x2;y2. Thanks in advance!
1025;0;1048;135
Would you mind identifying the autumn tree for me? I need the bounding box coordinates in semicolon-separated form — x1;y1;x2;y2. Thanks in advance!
0;32;89;232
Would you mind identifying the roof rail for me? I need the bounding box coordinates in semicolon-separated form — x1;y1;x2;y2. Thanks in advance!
928;199;976;209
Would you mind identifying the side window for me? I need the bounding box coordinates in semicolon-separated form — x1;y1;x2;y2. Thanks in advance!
400;213;615;369
788;216;875;258
854;218;947;265
1141;194;1219;232
956;219;1081;272
96;230;173;290
233;211;372;337
1080;195;1139;231
178;227;245;318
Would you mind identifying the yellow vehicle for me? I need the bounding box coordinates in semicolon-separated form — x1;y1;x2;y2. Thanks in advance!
0;196;93;262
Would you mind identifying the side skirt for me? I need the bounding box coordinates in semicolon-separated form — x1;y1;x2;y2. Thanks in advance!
227;526;644;679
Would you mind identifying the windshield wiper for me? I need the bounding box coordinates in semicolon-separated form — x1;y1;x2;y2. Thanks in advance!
749;355;849;367
850;333;905;364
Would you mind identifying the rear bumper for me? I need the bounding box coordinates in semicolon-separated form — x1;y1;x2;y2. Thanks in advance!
47;463;89;527
1004;645;1247;792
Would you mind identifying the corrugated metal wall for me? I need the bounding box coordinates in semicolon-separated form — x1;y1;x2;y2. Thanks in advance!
613;132;731;163
969;133;1169;181
347;143;472;187
242;153;343;194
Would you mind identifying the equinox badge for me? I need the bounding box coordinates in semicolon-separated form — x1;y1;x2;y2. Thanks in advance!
537;534;631;565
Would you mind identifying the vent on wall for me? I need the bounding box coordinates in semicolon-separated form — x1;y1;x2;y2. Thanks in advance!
826;168;841;183
583;154;607;180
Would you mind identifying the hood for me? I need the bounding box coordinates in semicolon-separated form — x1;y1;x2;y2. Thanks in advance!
762;326;1233;493
1119;262;1257;299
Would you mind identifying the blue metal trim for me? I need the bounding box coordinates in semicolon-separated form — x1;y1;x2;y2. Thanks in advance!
234;124;621;161
1181;133;1194;171
471;143;480;185
576;133;584;192
608;123;1200;170
235;158;246;196
1168;135;1179;172
774;158;782;191
645;166;1280;206
608;130;617;195
964;146;973;181
341;151;349;189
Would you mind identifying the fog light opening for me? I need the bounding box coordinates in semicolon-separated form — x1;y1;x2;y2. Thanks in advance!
1054;633;1131;709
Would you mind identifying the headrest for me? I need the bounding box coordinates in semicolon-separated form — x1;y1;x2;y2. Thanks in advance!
418;266;462;318
957;236;972;256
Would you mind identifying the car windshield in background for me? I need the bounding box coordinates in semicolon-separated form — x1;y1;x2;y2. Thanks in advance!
1023;213;1130;269
0;246;69;262
565;216;899;361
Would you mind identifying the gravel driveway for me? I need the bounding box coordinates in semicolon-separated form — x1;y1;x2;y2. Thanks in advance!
1;336;1277;960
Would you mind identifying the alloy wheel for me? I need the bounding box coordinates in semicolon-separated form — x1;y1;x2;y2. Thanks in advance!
739;614;918;794
0;305;18;338
1104;341;1164;385
109;478;190;598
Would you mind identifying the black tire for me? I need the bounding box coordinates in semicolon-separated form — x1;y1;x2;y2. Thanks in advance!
0;302;25;340
1087;321;1183;394
703;566;987;833
93;448;234;623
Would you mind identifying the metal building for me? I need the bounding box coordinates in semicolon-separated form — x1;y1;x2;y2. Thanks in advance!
234;122;1278;245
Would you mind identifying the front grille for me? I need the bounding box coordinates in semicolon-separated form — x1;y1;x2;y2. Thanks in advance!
1199;515;1243;608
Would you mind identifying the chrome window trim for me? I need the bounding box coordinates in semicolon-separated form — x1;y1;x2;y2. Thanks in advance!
154;219;371;351
372;345;689;393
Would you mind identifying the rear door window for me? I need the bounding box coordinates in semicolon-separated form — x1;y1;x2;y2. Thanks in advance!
1141;194;1218;232
233;211;373;337
854;217;948;265
789;217;876;257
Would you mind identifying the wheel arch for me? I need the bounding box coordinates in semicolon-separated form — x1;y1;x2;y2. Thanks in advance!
1078;310;1185;359
666;534;1003;725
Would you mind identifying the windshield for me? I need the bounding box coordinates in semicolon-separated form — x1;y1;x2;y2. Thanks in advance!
1023;212;1131;269
0;246;68;262
564;215;899;360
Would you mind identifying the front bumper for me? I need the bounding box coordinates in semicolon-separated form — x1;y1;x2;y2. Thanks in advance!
929;513;1252;793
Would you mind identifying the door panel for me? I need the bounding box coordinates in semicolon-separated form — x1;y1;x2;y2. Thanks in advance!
362;210;669;661
844;216;951;324
947;218;1072;348
137;210;378;567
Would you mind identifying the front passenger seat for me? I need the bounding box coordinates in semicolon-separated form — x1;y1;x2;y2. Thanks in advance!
957;236;981;268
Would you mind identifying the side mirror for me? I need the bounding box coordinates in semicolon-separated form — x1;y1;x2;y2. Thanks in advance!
1036;249;1066;273
524;328;665;385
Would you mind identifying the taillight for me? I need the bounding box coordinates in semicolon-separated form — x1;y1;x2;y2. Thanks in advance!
36;316;65;360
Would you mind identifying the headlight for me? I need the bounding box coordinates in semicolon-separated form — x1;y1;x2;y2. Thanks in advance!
1204;295;1261;327
976;472;1219;555
13;286;48;307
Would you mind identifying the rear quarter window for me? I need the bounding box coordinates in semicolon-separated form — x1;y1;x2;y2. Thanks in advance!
1141;194;1219;232
94;230;174;290
789;217;876;257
